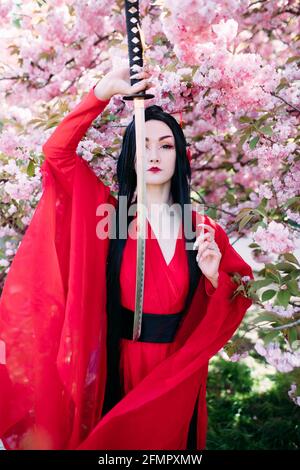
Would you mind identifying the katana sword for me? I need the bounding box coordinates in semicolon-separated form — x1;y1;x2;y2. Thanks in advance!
123;0;154;341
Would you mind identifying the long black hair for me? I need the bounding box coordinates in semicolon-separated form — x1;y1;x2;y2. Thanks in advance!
102;105;202;416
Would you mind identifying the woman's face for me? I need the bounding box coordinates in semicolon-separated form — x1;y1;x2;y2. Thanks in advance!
134;119;176;185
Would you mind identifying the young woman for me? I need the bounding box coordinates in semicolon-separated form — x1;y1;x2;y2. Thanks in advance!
0;66;253;450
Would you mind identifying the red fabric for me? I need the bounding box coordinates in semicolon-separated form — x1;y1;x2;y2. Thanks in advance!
186;147;192;162
119;217;189;396
0;86;253;450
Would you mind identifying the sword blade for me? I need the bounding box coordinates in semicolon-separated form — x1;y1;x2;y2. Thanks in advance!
132;97;147;341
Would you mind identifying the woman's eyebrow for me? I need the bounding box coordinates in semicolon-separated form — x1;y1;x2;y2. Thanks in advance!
145;135;174;141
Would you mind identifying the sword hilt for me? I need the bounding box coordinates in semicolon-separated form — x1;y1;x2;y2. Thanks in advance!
123;0;154;101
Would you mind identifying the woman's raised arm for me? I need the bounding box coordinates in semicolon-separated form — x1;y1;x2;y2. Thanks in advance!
42;66;152;196
42;87;110;195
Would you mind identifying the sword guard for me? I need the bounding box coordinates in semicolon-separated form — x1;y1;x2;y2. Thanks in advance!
123;91;155;101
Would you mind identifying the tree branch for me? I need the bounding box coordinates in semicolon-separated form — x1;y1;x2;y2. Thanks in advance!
271;92;300;113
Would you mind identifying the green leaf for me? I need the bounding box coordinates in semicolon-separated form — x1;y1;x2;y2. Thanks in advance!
253;312;278;324
276;290;291;307
251;279;274;289
253;207;267;218
239;116;253;123
265;263;279;271
283;253;299;266
223;342;237;357
249;135;260;150
238;129;252;150
263;330;280;345
288;328;298;347
258;197;268;209
282;196;300;208
287;219;300;229
28;118;44;125
106;114;118;122
168;91;175;102
226;192;236;205
249;242;260;248
260;125;273;136
251;220;267;232
26;160;35;177
275;262;296;273
222;161;234;170
264;265;281;283
235;208;252;222
13;18;21;28
265;270;281;283
286;55;300;64
275;78;289;93
239;213;254;230
290;269;300;280
257;113;272;124
286;280;300;296
44;115;62;129
91;147;103;155
262;289;277;301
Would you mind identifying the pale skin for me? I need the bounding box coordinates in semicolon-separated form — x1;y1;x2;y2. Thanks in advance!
94;66;221;287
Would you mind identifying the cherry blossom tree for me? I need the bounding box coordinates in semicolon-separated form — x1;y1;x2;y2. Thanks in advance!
0;0;299;404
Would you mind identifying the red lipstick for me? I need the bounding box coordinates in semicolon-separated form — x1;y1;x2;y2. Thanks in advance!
148;167;162;173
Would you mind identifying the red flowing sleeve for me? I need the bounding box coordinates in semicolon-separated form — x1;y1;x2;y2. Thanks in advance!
42;86;110;196
76;216;254;451
0;85;115;450
204;276;217;296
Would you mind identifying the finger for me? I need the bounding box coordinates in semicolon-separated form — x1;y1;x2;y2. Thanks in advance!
197;225;215;238
196;232;213;243
193;234;211;250
199;241;220;258
197;224;215;237
211;241;221;254
196;248;211;263
131;78;149;91
130;71;151;79
130;64;150;76
198;232;213;243
204;242;221;255
197;240;212;256
193;233;213;250
196;251;214;263
198;249;216;263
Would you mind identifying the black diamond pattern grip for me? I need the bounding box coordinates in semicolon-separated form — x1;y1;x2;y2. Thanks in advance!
123;0;154;101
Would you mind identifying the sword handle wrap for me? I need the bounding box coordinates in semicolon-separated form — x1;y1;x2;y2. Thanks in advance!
123;0;154;101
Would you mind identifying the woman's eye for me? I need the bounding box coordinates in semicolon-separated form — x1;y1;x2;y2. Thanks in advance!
145;144;173;150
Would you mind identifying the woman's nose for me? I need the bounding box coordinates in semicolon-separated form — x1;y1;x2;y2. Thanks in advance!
147;148;160;163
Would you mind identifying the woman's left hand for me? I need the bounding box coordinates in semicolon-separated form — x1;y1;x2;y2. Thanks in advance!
193;224;222;286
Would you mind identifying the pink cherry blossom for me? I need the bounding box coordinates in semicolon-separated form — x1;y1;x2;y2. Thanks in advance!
253;221;296;254
263;301;299;319
212;18;238;45
255;342;300;373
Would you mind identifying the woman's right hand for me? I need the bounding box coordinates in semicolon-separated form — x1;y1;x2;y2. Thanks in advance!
94;65;153;101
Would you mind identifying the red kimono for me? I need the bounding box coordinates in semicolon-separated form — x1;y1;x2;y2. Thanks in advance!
119;216;190;396
0;86;253;450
